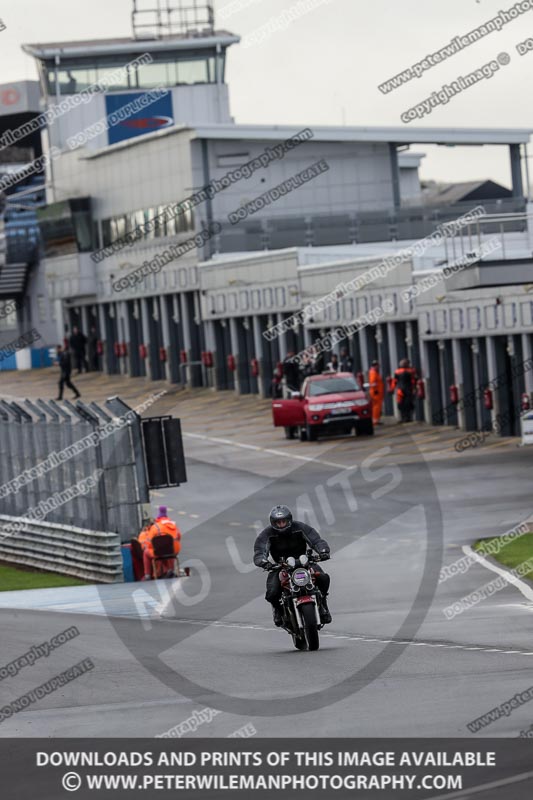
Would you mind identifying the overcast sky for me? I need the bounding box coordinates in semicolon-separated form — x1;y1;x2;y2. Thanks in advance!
2;0;533;190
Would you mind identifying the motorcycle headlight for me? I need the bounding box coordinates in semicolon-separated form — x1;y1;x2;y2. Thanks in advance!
292;568;310;586
309;404;324;412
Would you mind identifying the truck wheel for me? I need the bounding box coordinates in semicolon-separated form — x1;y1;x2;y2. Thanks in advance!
306;424;318;442
284;426;296;440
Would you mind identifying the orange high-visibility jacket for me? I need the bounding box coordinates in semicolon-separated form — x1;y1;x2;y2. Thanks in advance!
144;516;182;555
368;367;384;398
392;367;417;401
138;527;151;548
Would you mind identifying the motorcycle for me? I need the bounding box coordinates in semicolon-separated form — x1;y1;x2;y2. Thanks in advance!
267;550;329;651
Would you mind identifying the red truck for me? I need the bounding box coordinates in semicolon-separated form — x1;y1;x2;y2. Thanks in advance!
272;372;373;441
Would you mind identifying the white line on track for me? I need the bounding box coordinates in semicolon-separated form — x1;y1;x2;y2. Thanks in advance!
159;616;533;656
462;544;533;603
184;432;353;470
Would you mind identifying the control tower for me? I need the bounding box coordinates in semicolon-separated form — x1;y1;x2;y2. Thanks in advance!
22;1;239;151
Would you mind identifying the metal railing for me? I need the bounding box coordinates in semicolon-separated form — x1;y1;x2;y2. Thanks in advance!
207;198;528;256
0;515;123;583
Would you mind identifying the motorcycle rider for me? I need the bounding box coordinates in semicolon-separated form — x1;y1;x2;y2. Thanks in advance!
254;505;332;627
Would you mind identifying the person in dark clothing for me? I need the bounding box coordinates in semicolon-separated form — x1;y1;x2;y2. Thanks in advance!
271;362;283;398
283;352;301;392
340;347;354;373
302;346;320;377
301;352;315;379
254;504;332;627
69;326;88;374
87;326;99;372
393;358;417;422
56;345;81;401
313;349;325;374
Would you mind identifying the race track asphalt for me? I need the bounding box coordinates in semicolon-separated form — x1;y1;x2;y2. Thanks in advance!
1;388;532;739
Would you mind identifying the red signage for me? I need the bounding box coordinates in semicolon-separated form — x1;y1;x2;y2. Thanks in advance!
1;88;20;106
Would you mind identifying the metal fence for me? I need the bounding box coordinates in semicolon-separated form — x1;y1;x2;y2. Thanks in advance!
0;397;149;543
207;198;528;256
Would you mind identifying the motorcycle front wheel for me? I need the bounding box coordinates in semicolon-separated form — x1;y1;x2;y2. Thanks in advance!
292;633;307;650
300;603;320;651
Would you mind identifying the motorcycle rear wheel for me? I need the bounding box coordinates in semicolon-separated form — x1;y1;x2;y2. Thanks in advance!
301;603;320;651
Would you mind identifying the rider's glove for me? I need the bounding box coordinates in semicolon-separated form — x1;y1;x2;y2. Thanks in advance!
260;560;272;570
319;550;330;561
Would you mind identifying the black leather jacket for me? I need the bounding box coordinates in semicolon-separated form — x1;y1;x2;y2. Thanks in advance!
254;521;330;566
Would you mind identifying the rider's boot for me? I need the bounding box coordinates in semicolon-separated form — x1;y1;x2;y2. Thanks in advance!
271;604;283;627
320;595;332;625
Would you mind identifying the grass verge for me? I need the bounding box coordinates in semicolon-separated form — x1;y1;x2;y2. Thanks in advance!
473;531;533;582
0;562;90;592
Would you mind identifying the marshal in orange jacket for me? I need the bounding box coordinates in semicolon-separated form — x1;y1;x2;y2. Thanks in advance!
142;515;182;556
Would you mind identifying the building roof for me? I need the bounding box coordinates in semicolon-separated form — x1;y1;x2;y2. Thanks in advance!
22;32;240;59
420;180;512;205
191;124;533;146
80;121;533;161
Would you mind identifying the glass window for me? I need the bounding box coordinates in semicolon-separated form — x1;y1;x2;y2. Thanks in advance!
94;64;131;92
38;200;79;257
165;205;176;237
46;67;56;95
42;52;221;95
56;68;79;96
308;376;361;396
137;61;170;89
72;208;94;251
37;295;47;323
125;212;135;234
53;66;98;95
184;204;194;231
154;205;167;237
176;57;209;84
171;202;193;233
102;219;112;247
0;299;17;331
115;216;126;240
207;56;216;82
167;59;179;86
218;52;226;83
176;205;188;234
144;208;156;239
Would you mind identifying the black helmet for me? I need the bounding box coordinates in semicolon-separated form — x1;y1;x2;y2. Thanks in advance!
269;505;293;533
